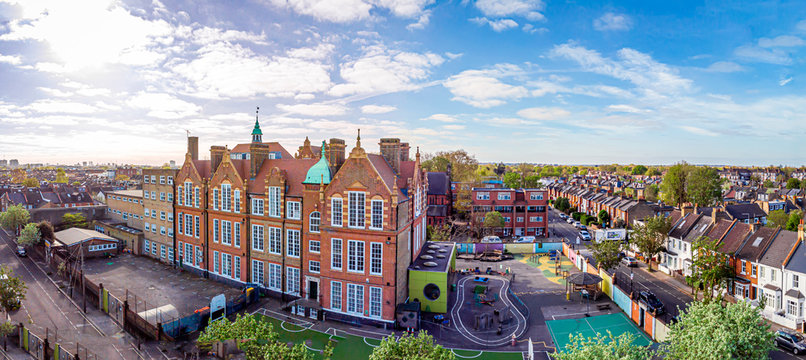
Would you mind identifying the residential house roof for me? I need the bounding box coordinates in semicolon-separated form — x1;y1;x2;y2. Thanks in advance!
682;215;713;244
735;226;778;262
706;219;734;242
669;213;702;239
725;203;767;222
760;230;798;268
718;222;753;255
231;142;293;158
427;172;450;196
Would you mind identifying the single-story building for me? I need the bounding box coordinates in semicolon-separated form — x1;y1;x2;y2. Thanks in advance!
53;228;121;258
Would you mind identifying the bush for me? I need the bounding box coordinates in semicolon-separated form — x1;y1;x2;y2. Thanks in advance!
572;212;583;221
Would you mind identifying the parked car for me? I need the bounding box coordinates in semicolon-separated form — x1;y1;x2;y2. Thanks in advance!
481;236;502;243
578;225;587;231
566;218;574;224
639;291;665;315
579;231;592;241
621;257;638;267
514;236;536;243
16;246;26;257
776;329;806;355
559;213;568;220
573;221;582;228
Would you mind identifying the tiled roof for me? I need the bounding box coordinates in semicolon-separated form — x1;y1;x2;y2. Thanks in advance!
248;158;317;196
669;213;702;239
735;226;778;261
427;172;450;196
760;230;798;267
706;219;734;242
231;142;293;159
718;222;753;254
683;216;712;244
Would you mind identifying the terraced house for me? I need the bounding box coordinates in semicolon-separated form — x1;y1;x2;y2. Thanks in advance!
174;117;428;326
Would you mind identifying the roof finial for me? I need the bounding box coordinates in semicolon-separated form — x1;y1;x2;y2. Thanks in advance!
416;146;420;162
356;129;361;148
321;140;327;158
256;106;259;122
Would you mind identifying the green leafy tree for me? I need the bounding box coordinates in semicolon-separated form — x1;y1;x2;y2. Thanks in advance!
767;210;789;229
689;236;732;301
523;174;541;188
503;172;522;188
598;210;611;227
59;213;88;230
630;215;671;271
433;150;478;182
786;210;804;231
0;265;27;313
590;238;622;271
38;221;55;241
370;331;453;360
17;223;41;247
552;331;651;360
661;162;690;206
428;224;452;242
0;204;31;235
197;314;327;359
54;168;68;183
661;301;774;360
645;184;659;202
763;179;775;188
631;165;648;176
554;197;571;213
483;211;505;235
21;178;38;187
686;166;723;207
787;178;801;189
422;156;450;173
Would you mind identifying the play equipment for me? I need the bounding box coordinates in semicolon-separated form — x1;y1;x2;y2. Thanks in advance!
474;313;494;330
473;276;489;283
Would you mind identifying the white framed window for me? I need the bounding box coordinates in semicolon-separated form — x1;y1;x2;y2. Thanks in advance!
740;260;747;275
287;201;301;220
331;281;342;310
286;267;300;296
268;227;281;254
331;198;343;227
167;193;173;203
234;222;241;248
370;200;383;230
268;186;281;217
213;219;219;243
252;225;264;251
476;192;490;200
516;217;524;222
144;239;150;253
252;198;264;215
498;192;511;200
309;240;320;253
168;247;173;261
160;226;166;235
529;216;543;222
151;209;157;218
222;184;231;212
178;241;183;259
369;287;382;318
160;211;166;220
309;212;320;233
184;182;192;205
167;176;173;185
370;242;382;275
168;228;173;237
184;243;193;265
222;221;232;245
152;242;157;254
194;216;200;238
159;175;165;184
252;260;264;285
331;238;342;270
346;284;364;314
752;265;757;277
221;253;232;277
151;175;156;183
151;191;157;200
213;188;220;210
794;274;800;289
348;240;365;273
234;256;241;279
348;192;366;228
234;190;240;213
530;192;543;200
309;260;320;273
268;263;282;290
160;245;166;258
213;251;220;273
194;188;200;208
287;229;300;257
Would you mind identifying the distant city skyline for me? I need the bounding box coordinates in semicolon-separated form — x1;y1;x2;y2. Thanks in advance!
0;1;803;166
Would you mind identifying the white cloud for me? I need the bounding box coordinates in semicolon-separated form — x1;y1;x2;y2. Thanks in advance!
287;43;336;60
189;26;269;46
758;35;805;48
517;107;570;120
704;61;744;73
681;126;718;137
329;45;444;96
443;65;528;108
474;0;545;21
172;42;332;99
25;100;100;114
522;24;547;34
267;0;432;23
779;77;793;86
593;12;632;31
126;92;201;119
470;17;519;32
798;20;806;32
360;105;397;114
734;45;792;65
423;114;460;122
445;52;463;60
406;10;431;31
443;124;465;130
606;104;649;114
277;103;348;116
0;53;22;65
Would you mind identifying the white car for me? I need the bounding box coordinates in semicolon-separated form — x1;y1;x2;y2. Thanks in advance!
514;236;536;243
579;231;592;241
481;236;502;243
566;218;575;224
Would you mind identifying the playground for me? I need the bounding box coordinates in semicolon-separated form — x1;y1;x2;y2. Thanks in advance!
517;251;575;286
546;312;652;352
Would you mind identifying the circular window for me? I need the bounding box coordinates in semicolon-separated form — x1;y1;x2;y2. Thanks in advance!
424;283;441;301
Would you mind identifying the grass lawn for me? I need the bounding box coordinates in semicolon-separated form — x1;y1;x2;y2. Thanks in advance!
257;314;526;360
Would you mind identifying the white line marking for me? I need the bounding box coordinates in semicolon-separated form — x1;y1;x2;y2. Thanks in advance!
280;321;308;333
451;349;483;359
362;337;380;348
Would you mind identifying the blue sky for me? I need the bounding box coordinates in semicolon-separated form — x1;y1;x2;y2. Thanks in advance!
0;0;804;166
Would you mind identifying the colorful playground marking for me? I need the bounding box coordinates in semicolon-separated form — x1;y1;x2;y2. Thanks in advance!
517;253;574;285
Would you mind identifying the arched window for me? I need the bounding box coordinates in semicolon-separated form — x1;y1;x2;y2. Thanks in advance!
309;211;321;233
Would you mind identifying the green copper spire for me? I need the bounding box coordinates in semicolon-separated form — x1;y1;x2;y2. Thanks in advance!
252;107;263;143
303;140;332;185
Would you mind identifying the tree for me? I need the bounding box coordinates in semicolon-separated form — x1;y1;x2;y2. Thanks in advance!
370;331;453;360
483;211;505;236
661;301;774;360
427;150;478;182
17;223;41;247
421;156;450;173
787;178;801;189
60;213;88;230
493;163;506;179
686;166;723;207
554;197;571;213
197;314;327;359
630;215;671;271
763;179;775;188
645;184;659;202
598;210;611;228
54;168;68;183
0;265;26;313
21;178;38;187
660;162;690;206
590;238;622;271
428;224;452;242
38;221;55;241
689;236;732;301
523;174;541;188
631;165;648;176
0;204;31;236
786;210;804;231
767;210;789;229
503;172;522;189
552;331;651;360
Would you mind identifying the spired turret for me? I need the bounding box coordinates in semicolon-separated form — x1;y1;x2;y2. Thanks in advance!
303;141;332;185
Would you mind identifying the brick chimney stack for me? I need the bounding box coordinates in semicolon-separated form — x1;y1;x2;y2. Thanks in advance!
327;138;346;173
187;136;199;161
799;220;804;242
210;146;225;173
379;138;402;174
